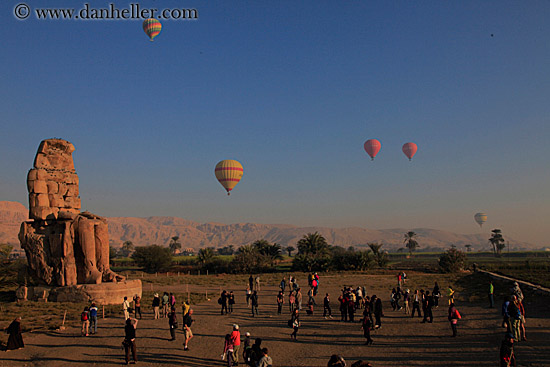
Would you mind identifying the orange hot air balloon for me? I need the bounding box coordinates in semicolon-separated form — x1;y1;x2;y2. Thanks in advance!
143;18;162;41
402;142;418;161
215;160;244;195
364;139;381;161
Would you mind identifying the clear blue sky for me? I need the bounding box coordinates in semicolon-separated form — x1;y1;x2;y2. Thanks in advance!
2;1;549;246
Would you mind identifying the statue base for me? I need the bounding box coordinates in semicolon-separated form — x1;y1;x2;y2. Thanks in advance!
19;280;142;305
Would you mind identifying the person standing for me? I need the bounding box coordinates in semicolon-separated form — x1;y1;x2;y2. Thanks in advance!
448;303;461;337
308;287;316;305
257;347;273;367
280;277;286;293
518;299;527;341
403;289;411;316
489;281;495;308
500;332;516;367
296;288;303;311
89;303;98;334
425;291;434;323
182;309;194;351
508;295;522;341
447;286;455;305
220;290;229;315
289;290;296;314
123;297;131;321
433;282;441;308
246;286;252;307
373;296;383;328
5;317;24;351
290;309;300;340
123;317;138;365
230;324;241;365
361;312;373;345
169;293;176;310
222;334;234;367
168;307;178;341
249;275;254;291
511;282;524;303
162;292;169;318
251;291;259;317
81;307;90;336
152;293;160;319
411;290;422;318
502;297;511;332
255;276;261;292
228;291;235;314
323;293;333;319
277;291;284;315
133;295;142;320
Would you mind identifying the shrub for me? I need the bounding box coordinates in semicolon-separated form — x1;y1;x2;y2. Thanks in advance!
438;247;466;273
131;245;173;273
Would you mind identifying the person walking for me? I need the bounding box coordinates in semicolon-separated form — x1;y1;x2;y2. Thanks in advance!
228;291;235;314
403;289;411;315
89;303;98;334
249;275;254;292
280;277;286;293
361;312;373;345
152;293;160;319
511;282;524;303
230;324;241;365
162;292;169;318
373;296;383;328
489;281;495;308
502;297;511;332
508;295;522;341
222;334;234;367
500;332;516;367
518;299;527;341
123;317;138;365
5;317;24;351
246;286;252;307
289;290;296;314
308;287;316;305
251;291;259;317
168;307;178;341
255;276;261;292
123;296;131;321
411;289;422;318
448;303;461;337
80;307;90;336
182;309;194;351
323;293;333;319
296;288;303;311
133;295;142;319
290;309;300;340
277;291;284;315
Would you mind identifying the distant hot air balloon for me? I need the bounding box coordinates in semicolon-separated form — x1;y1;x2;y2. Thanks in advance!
215;160;243;195
364;139;381;161
474;213;487;228
143;18;162;41
402;142;418;161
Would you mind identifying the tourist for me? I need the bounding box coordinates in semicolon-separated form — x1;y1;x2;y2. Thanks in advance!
222;333;234;366
308;287;316;305
152;293;160;319
433;282;441;308
518;299;527;341
323;293;333;319
313;273;319;295
499;332;516;367
397;272;402;287
347;295;356;322
411;290;422;318
422;290;434;323
255;276;261;292
502;297;511;332
339;293;348;322
403;289;411;315
249;275;254;291
249;338;263;367
168;307;178;341
277;291;284;315
373;295;383;328
123;296;131;321
162;292;169;318
246;286;252;307
182;309;194;351
257;347;272;367
89;302;98;334
242;332;252;365
508;295;522;341
289;290;296;313
251;290;259;317
169;293;176;309
228;291;235;314
447;286;455;305
220;290;229;315
5;317;24;351
133;294;142;319
489;281;495;308
123;317;138;365
230;324;241;365
81;306;90;336
182;300;190;318
290;309;300;340
394;287;402;310
448;303;461;337
390;288;397;310
511;282;524;303
306;299;314;315
361;311;373;345
296;288;303;311
280;277;286;292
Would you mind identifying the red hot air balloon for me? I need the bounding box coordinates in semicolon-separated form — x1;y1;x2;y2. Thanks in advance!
402;142;418;161
364;139;381;161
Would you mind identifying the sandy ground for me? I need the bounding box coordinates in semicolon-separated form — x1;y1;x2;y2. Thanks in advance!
1;272;549;367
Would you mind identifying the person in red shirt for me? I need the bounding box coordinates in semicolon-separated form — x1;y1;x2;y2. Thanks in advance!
230;324;241;364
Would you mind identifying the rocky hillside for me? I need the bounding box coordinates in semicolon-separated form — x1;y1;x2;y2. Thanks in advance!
0;201;535;251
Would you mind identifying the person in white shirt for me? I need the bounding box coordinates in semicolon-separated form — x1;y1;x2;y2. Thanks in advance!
123;296;130;320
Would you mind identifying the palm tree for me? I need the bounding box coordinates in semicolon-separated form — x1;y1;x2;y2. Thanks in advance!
404;231;418;256
489;229;505;256
169;236;182;255
296;232;330;255
368;242;388;268
286;246;295;257
197;247;215;265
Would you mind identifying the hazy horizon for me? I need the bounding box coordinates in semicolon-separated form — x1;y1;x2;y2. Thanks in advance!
2;1;549;246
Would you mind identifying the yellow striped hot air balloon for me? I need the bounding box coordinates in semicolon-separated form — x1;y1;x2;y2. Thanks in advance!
215;160;244;195
143;18;162;41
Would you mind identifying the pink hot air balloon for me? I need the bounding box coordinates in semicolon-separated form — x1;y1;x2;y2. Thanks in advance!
402;142;418;161
364;139;381;161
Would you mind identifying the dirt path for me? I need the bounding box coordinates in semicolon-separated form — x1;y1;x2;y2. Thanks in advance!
2;273;549;366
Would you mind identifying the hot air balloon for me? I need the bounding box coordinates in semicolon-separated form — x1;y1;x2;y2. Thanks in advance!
143;18;162;41
402;142;418;161
474;213;487;228
215;160;243;195
364;139;381;161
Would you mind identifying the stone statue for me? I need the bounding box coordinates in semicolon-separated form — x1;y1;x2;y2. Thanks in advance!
19;139;123;286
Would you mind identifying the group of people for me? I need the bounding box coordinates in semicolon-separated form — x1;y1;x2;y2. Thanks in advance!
220;325;272;367
80;302;99;336
498;281;528;367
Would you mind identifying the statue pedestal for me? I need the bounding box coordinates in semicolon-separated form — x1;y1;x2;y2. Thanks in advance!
22;279;142;305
